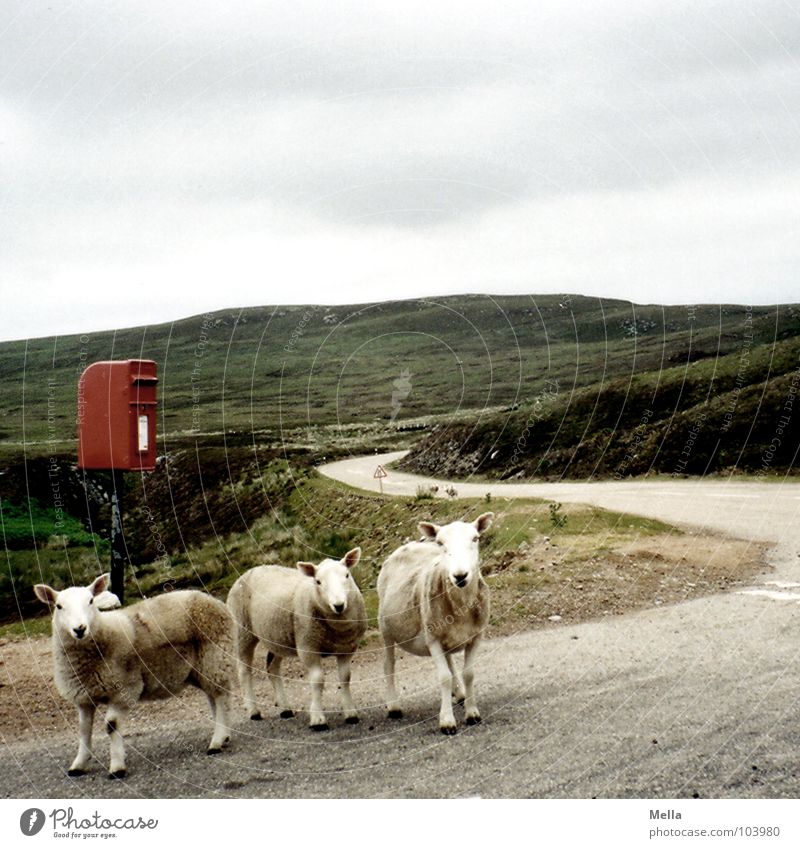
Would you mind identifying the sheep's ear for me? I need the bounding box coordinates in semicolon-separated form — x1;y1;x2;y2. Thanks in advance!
34;584;57;607
297;562;317;578
89;573;110;596
474;512;494;534
342;547;361;569
418;521;439;540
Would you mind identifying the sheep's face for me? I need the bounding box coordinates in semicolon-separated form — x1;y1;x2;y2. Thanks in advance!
34;574;109;642
419;513;493;590
297;547;362;615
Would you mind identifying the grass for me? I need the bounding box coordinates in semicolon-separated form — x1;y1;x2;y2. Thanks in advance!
0;498;105;549
1;545;109;623
1;496;108;623
3;470;679;636
0;615;50;641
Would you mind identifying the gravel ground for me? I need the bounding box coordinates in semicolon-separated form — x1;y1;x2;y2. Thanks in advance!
1;459;799;798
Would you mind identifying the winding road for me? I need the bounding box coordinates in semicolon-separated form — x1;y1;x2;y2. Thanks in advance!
2;454;800;798
320;451;800;556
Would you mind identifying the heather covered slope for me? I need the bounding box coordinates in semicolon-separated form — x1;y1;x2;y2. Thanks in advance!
400;314;800;480
2;296;797;450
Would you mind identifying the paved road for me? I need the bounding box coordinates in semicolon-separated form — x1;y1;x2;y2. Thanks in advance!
321;452;800;563
3;456;800;798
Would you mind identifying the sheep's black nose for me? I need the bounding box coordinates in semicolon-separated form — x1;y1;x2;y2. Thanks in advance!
73;625;86;639
454;574;468;588
333;603;345;614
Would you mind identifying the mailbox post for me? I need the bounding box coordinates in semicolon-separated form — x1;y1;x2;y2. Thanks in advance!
77;360;158;604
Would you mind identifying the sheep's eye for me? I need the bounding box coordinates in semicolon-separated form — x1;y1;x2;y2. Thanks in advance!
56;603;62;610
436;539;444;546
316;580;321;585
472;536;479;543
88;598;93;605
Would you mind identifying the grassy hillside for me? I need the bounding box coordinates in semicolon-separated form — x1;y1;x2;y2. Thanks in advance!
1;467;767;637
1;294;788;635
1;296;797;450
401;327;800;479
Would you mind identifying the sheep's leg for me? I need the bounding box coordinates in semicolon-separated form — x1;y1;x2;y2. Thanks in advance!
428;639;457;734
235;628;261;720
68;703;95;776
267;653;294;718
206;691;231;753
300;652;327;730
384;639;402;719
336;654;359;724
105;703;129;779
463;636;482;725
446;652;466;704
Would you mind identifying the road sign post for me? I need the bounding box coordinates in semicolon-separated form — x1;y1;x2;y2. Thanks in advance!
373;464;388;494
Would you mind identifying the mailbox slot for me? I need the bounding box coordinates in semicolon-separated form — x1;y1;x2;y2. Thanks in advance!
137;414;150;452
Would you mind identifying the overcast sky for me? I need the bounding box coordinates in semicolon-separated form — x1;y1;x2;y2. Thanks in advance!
1;0;799;340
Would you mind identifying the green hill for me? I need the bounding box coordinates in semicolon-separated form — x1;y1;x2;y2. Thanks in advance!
1;294;797;622
400;315;800;479
1;296;797;454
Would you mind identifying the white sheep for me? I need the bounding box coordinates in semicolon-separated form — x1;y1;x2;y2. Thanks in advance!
227;548;366;730
34;574;235;778
377;513;493;734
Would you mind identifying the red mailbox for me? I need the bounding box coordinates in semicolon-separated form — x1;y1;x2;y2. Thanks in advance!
77;360;158;471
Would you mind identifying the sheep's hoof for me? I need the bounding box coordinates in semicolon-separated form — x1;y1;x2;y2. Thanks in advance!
466;715;482;726
345;715;360;725
388;709;403;720
310;723;329;732
207;747;222;756
279;709;295;719
440;725;458;736
109;769;127;780
249;712;263;721
67;768;87;777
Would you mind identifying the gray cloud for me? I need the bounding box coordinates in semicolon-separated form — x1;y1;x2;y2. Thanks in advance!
1;0;799;339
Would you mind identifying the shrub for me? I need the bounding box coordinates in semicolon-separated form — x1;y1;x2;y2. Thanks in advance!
549;502;567;528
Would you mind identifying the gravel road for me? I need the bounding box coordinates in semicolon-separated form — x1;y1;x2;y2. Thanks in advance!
3;454;800;798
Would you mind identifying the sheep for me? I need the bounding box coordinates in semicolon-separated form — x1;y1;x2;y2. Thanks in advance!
95;589;121;610
34;574;235;778
227;547;366;730
377;512;493;734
